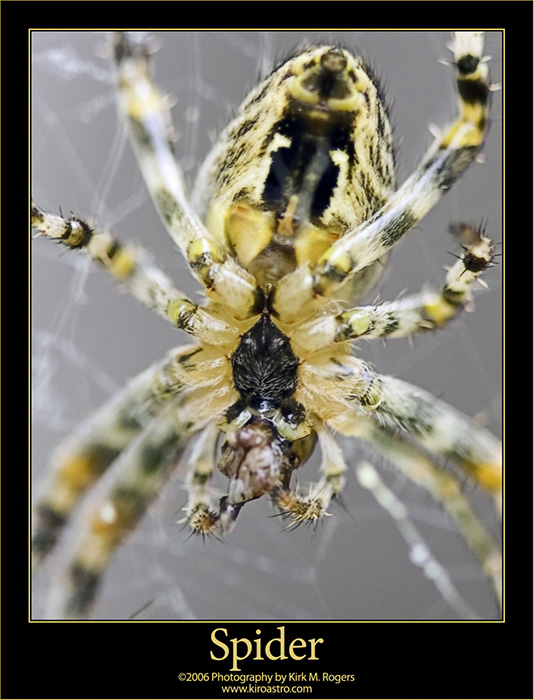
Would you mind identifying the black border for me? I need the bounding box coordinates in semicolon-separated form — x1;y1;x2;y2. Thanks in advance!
7;2;532;698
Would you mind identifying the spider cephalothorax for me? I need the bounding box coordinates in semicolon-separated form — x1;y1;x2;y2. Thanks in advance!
32;32;501;619
214;313;317;531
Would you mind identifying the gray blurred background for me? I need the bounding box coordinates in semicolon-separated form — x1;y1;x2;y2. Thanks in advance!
31;31;502;620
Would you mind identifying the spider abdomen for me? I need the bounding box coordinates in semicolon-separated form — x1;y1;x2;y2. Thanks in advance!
198;45;395;290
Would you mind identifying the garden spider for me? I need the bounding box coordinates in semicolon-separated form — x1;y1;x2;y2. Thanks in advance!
32;31;502;620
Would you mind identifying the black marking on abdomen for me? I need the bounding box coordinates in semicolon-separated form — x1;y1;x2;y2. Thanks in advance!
262;105;355;224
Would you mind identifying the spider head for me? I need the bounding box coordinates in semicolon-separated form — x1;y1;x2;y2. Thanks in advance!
217;417;316;533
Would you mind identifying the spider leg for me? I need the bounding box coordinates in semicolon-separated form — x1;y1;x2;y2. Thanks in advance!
356;460;483;619
272;32;492;322
354;371;501;493
291;224;495;353
113;32;261;319
273;417;347;525
45;398;193;619
45;380;235;619
179;421;220;536
31;203;235;345
298;349;501;493
32;343;230;566
332;411;502;612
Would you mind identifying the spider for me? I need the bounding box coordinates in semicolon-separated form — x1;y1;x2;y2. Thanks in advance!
32;31;502;620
